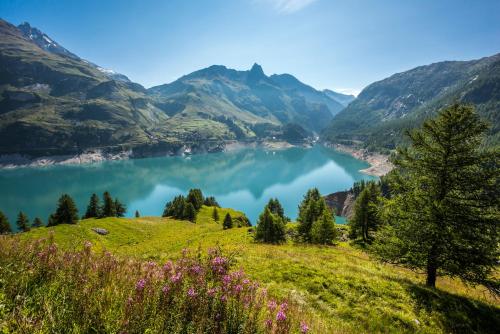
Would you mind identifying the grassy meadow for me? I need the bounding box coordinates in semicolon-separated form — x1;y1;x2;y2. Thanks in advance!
4;206;499;333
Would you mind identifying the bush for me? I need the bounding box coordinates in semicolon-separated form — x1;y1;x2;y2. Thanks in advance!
0;238;303;333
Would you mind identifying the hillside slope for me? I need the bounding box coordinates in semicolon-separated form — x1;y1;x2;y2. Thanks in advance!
322;53;500;150
17;209;500;334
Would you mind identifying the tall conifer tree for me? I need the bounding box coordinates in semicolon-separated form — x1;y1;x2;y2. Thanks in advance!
375;104;500;287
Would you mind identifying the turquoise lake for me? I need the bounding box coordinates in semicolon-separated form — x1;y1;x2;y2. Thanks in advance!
0;145;376;229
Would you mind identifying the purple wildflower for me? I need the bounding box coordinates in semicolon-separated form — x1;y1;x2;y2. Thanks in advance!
135;278;146;291
276;310;287;322
234;284;243;293
265;319;273;328
187;287;197;298
162;285;170;295
268;300;277;311
170;272;182;283
300;321;310;333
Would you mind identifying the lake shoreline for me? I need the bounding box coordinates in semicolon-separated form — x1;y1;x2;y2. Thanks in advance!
0;140;307;169
324;143;393;177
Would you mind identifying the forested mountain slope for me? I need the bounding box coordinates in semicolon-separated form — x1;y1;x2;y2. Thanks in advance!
322;53;500;151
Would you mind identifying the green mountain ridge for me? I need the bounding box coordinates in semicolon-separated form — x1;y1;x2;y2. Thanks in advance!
0;19;344;157
322;53;500;150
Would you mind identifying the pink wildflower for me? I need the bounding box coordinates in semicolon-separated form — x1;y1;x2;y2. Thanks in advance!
265;319;273;328
268;300;277;311
135;278;146;291
276;310;287;322
170;272;182;283
162;285;170;295
300;321;310;333
187;287;197;298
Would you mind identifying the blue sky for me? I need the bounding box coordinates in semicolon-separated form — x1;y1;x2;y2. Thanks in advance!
2;0;499;95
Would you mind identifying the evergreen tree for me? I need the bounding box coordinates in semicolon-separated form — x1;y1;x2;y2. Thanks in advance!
0;211;12;234
16;211;30;232
47;214;56;227
101;191;116;218
297;188;325;242
311;209;337;245
135;210;140;218
267;198;285;220
49;194;79;226
212;207;220;222
114;198;127;217
255;207;286;244
349;181;381;242
32;217;44;228
84;193;101;219
163;195;186;218
223;213;233;230
187;188;204;211
204;196;220;207
183;202;197;222
374;104;500;288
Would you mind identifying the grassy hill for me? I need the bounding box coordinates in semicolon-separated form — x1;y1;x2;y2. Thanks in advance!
13;206;500;334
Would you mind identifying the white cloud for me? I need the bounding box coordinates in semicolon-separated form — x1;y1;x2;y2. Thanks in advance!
258;0;319;14
334;88;361;97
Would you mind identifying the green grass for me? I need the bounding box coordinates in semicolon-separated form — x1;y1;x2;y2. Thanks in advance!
18;206;500;333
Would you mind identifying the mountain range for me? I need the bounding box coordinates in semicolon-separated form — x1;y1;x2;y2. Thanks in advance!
0;19;351;157
322;53;500;151
1;18;499;159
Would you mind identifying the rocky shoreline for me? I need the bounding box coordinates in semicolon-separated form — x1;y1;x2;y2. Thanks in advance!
0;140;307;169
326;143;393;177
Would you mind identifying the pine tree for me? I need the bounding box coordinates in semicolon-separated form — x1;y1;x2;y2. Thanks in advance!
297;188;325;242
183;202;197;222
267;198;285;220
0;211;12;234
114;198;126;217
49;194;79;226
204;196;220;207
163;195;186;218
212;207;219;222
187;188;204;211
32;217;44;228
375;104;500;288
84;193;101;219
311;209;337;245
101;191;116;218
349;181;381;242
16;211;30;232
255;207;286;244
223;213;233;229
135;210;140;218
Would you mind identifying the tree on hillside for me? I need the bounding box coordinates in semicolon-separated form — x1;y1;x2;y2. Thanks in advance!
16;211;30;232
101;191;116;218
0;211;12;234
255;206;286;244
163;195;186;218
297;188;326;242
204;196;220;207
84;193;101;219
187;188;204;211
212;207;220;222
223;213;233;230
135;210;140;218
311;209;337;245
183;202;197;222
32;217;44;228
374;104;500;288
114;198;127;217
267;198;285;220
349;181;382;243
48;194;79;226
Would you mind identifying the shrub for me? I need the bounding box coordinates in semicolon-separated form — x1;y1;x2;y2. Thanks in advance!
0;238;304;333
